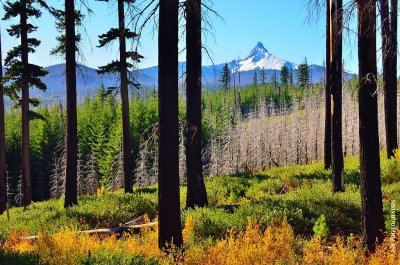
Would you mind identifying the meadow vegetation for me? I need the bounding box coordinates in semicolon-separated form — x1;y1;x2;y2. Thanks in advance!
1;154;400;264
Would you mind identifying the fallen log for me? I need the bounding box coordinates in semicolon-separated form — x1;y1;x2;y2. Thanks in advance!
81;222;158;236
19;217;158;241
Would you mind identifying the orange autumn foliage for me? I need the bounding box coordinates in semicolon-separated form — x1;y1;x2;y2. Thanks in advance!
1;217;399;265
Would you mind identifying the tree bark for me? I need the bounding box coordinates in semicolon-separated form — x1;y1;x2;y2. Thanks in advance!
381;0;398;158
358;0;385;253
186;0;208;208
330;0;344;192
0;31;7;214
21;0;32;207
118;0;134;193
64;0;78;207
158;0;183;249
324;0;332;169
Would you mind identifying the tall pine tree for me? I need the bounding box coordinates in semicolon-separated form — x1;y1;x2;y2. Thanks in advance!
96;0;143;193
2;0;48;207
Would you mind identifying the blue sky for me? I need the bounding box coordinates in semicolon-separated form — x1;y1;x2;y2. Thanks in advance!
1;0;361;72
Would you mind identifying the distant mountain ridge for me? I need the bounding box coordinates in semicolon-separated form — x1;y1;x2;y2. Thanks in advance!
2;42;353;102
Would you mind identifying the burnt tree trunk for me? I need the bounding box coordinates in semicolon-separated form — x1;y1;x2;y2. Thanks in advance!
185;0;208;208
324;0;332;170
330;0;344;192
0;32;7;213
381;0;398;158
158;0;183;249
64;0;78;207
358;0;385;253
118;0;134;193
21;0;32;206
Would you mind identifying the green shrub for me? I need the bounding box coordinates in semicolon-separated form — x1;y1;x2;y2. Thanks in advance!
182;207;243;240
0;192;157;237
0;250;39;265
205;176;251;205
66;193;158;228
245;178;284;199
383;158;400;184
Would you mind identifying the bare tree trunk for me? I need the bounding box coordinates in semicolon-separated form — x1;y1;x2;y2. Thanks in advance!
331;0;344;192
21;0;32;207
186;0;208;208
64;0;78;207
0;32;7;213
324;0;332;169
158;0;183;249
118;0;134;193
381;0;398;158
358;0;385;253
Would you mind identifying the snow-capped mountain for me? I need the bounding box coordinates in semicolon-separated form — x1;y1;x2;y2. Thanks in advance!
229;42;296;72
198;42;345;86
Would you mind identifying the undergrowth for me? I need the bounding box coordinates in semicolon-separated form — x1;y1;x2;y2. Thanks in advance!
1;154;400;264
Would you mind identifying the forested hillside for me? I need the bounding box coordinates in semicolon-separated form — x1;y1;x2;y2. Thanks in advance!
3;80;363;204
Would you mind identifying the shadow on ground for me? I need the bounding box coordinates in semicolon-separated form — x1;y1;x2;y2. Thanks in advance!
0;251;39;265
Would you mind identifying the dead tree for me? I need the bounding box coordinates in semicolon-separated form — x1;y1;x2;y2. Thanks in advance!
158;0;183;250
324;0;332;169
0;30;7;213
330;0;344;192
380;0;398;158
358;0;385;253
185;0;208;208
